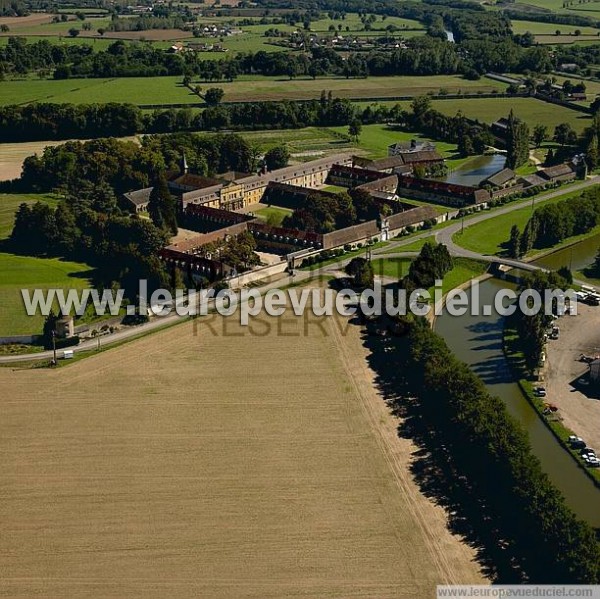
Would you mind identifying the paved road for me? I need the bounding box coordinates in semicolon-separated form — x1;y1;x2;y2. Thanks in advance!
434;176;600;263
3;176;599;365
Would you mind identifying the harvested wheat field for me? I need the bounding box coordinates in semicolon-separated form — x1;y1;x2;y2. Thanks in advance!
0;308;484;598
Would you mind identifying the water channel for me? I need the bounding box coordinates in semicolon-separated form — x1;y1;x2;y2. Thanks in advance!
435;274;600;525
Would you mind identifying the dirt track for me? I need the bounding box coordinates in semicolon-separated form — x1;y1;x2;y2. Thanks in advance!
0;307;484;598
544;304;600;451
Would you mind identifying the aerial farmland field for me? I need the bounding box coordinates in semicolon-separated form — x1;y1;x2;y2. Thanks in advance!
0;307;483;598
0;74;506;107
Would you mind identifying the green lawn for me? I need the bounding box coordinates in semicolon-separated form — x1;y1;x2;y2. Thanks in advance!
429;95;592;133
1;16;113;36
371;257;411;279
0;35;130;50
0;194;93;336
253;205;292;226
328;123;466;165
505;0;600;17
371;256;488;294
195;74;505;104
382;237;430;253
0;73;507;107
511;19;600;35
452;188;589;256
354;95;590;132
439;258;488;295
0;76;198;106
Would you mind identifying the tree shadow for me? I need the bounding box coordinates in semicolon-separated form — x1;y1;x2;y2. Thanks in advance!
354;321;530;583
0;239;101;285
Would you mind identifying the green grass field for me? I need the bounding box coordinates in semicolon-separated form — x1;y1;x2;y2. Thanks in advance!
371;256;488;295
328;123;468;166
382;237;430;253
430;95;592;132
0;35;133;50
0;74;506;107
253;205;292;226
452;188;589;256
0;76;198;106
0;16;114;36
506;0;600;16
194;74;505;103
0;194;93;336
511;19;600;35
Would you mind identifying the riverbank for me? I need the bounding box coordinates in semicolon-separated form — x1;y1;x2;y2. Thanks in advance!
503;312;600;487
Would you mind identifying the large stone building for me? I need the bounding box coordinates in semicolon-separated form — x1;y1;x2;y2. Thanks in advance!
179;153;353;211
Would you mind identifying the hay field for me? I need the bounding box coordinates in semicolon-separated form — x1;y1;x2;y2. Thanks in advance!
0;308;483;598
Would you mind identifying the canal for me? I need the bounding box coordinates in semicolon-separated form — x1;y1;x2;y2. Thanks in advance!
533;231;600;277
435;277;600;526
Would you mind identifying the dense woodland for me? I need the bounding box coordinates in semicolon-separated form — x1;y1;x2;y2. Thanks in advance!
0;94;498;146
9;132;260;193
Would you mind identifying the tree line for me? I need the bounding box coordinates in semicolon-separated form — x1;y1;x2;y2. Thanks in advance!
0;94;387;142
0;28;564;82
508;186;600;257
402;316;600;582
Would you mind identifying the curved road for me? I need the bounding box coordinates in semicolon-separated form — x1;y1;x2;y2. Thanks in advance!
3;176;599;365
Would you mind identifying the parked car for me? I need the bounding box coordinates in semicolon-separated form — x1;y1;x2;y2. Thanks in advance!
569;435;586;448
580;448;596;457
583;455;600;468
534;387;547;397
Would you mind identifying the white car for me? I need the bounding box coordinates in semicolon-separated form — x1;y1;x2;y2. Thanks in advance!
584;456;600;468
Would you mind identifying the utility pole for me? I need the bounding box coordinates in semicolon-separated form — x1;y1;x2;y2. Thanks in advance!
461;214;465;235
51;330;57;367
